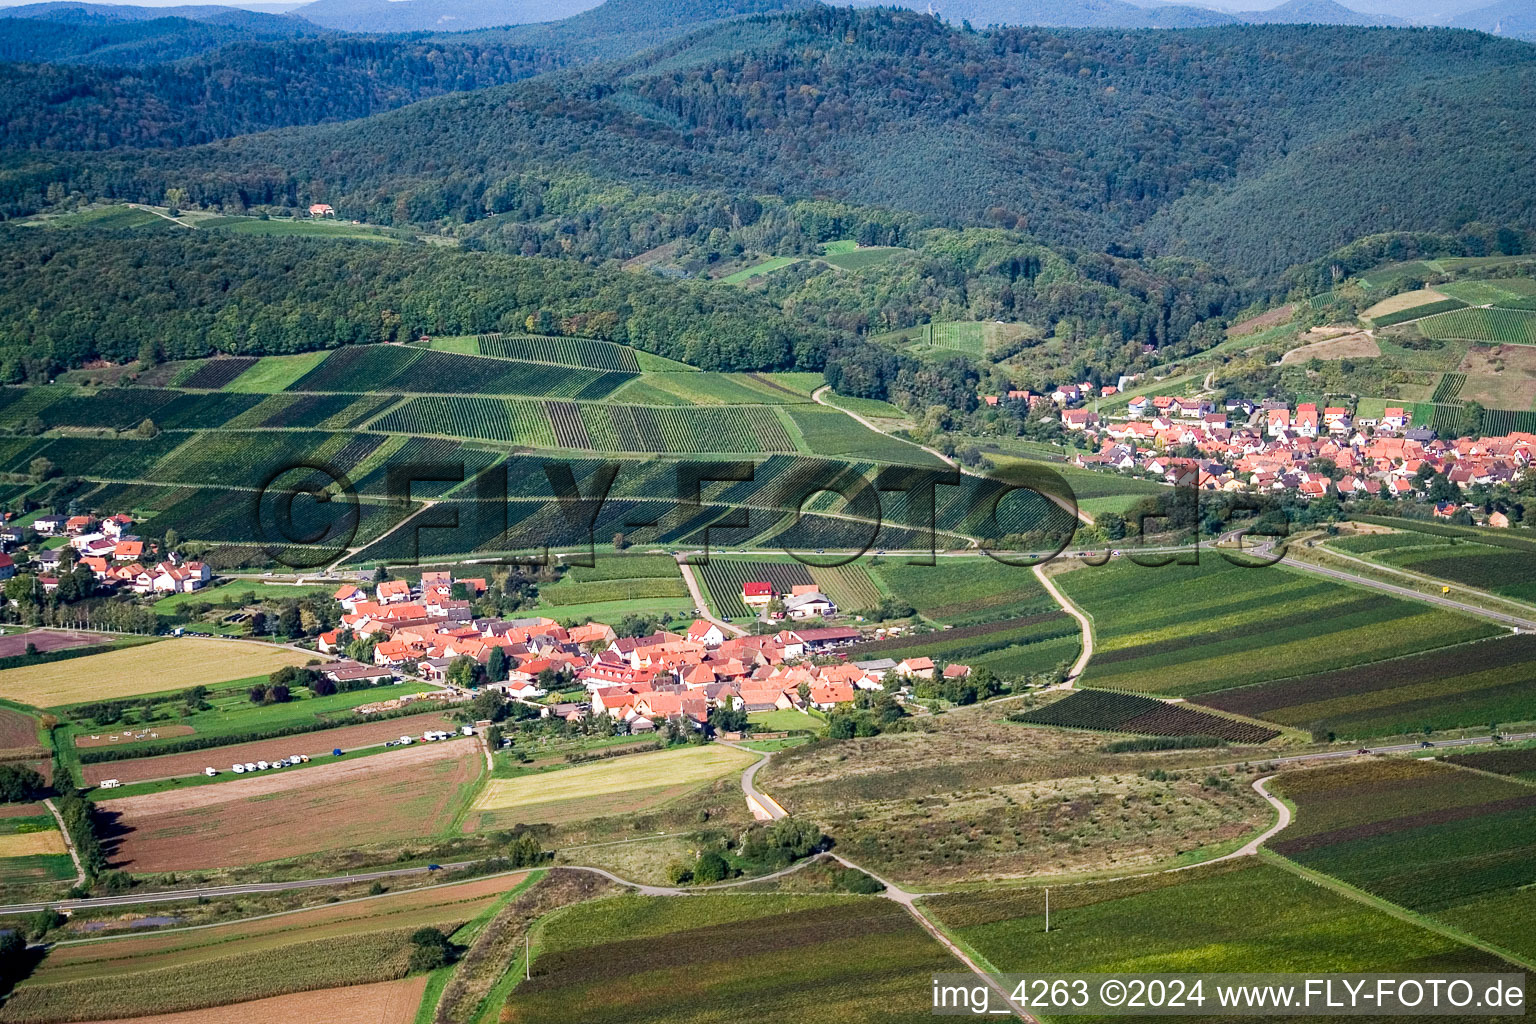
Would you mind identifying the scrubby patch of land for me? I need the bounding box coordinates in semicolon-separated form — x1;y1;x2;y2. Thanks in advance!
1271;758;1536;963
101;740;483;871
1278;328;1380;364
0;639;314;707
503;893;952;1023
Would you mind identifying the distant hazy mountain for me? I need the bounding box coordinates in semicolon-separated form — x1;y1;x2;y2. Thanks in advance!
1237;0;1406;25
1449;0;1536;39
0;1;308;24
863;0;1416;28
852;0;1237;28
291;0;596;31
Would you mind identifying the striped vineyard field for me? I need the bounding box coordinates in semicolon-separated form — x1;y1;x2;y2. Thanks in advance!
1416;307;1536;344
1365;298;1468;328
698;560;815;617
809;563;883;612
1431;373;1467;402
286;345;635;398
1481;409;1536;435
1012;689;1279;743
477;334;641;373
577;405;796;453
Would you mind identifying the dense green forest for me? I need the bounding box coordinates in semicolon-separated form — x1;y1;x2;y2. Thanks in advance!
0;230;832;377
0;11;317;66
7;10;1531;277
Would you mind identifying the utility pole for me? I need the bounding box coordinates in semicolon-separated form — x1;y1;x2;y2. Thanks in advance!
1044;887;1049;933
525;933;531;981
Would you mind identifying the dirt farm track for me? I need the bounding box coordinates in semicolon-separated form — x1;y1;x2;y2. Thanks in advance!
81;713;459;785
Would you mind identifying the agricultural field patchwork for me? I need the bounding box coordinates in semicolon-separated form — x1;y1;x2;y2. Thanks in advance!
926;859;1521;978
1013;689;1279;743
504;894;951;1024
0;874;522;1023
1056;559;1503;707
1271;758;1536;962
698;559;814;618
1197;633;1536;739
1442;746;1536;781
0;811;74;885
1415;307;1536;345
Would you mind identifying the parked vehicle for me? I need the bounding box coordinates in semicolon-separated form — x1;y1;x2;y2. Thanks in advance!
99;779;121;789
256;760;270;770
232;764;245;774
243;763;257;773
204;767;218;777
460;725;475;736
399;735;413;745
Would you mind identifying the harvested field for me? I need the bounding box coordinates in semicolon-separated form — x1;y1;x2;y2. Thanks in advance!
101;740;482;871
0;630;102;658
0;639;313;707
0;831;66;857
468;745;755;828
81;713;458;785
1453;344;1536;410
73;977;427;1024
0;801;45;819
1279;329;1380;364
1363;289;1450;319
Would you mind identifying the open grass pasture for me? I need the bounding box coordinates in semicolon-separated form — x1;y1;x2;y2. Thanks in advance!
467;744;756;829
0;875;521;1023
926;859;1521;979
1056;559;1502;701
221;351;330;392
0;639;314;708
504;893;951;1024
101;740;483;871
1271;758;1536;962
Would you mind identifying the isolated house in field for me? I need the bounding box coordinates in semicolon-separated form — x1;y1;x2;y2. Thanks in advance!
308;203;335;217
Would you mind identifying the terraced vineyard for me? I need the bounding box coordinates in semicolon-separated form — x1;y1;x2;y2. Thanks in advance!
808;563;883;612
1431;373;1467;401
374;396;557;447
173;357;260;389
1013;689;1279;743
476;334;641;372
284;345;635;398
1416;306;1536;344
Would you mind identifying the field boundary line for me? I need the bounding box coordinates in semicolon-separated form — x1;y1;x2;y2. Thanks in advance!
1258;849;1535;971
42;797;85;887
46;867;538;948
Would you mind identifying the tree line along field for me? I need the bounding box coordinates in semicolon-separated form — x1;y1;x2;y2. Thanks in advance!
1271;758;1536;964
0;873;527;1024
1053;559;1514;736
923;858;1524;987
1014;689;1279;744
503;893;953;1024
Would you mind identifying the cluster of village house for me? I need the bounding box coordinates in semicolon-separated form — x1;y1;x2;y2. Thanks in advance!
0;512;210;593
990;387;1531;505
320;572;961;733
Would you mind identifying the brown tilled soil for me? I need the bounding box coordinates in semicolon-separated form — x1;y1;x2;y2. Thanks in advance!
75;977;428;1024
101;740;482;871
1279;329;1381;364
81;714;457;785
0;707;40;757
0;629;104;657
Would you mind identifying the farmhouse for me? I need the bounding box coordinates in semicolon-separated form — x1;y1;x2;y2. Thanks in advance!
742;581;775;610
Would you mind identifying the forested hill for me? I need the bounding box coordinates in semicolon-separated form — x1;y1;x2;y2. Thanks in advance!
0;229;831;376
12;8;1531;278
0;0;817;150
